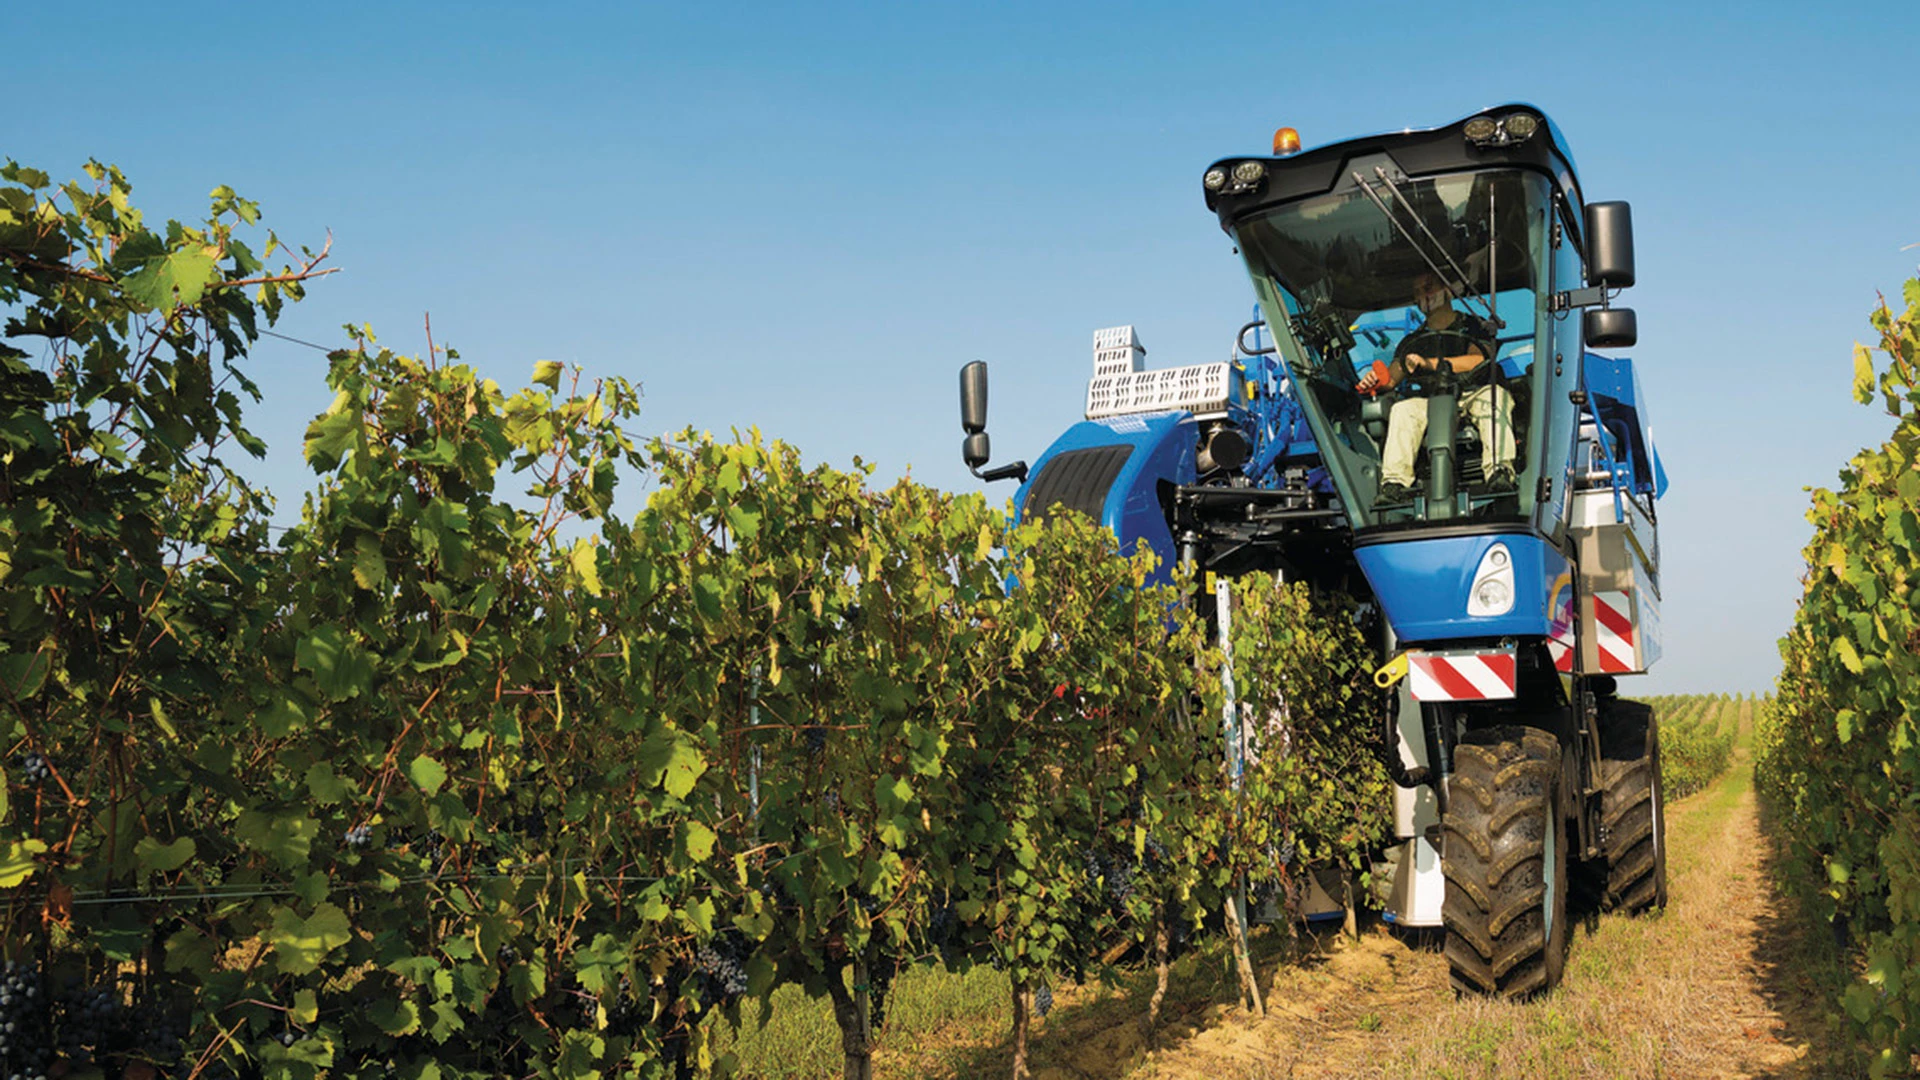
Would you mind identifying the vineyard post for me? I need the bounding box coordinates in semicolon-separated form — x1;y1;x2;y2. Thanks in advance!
1215;575;1265;1017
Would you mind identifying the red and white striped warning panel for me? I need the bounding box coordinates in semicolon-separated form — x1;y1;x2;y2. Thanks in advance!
1592;590;1636;673
1407;651;1517;702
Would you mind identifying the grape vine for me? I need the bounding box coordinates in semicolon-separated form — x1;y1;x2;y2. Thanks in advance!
1759;275;1920;1077
0;158;1393;1080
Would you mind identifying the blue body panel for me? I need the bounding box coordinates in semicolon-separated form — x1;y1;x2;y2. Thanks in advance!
1355;533;1573;645
1013;412;1198;581
1583;353;1668;498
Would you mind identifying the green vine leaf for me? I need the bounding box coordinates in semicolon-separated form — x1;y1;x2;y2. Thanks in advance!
0;839;46;888
121;243;220;311
267;901;352;974
133;836;196;874
408;754;449;796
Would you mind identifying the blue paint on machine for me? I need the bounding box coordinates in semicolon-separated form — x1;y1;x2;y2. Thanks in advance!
1354;533;1571;645
1011;412;1198;583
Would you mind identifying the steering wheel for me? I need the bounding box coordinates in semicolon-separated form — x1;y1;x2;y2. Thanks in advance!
1398;360;1459;395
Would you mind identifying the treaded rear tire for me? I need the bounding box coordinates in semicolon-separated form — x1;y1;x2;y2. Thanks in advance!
1442;725;1568;999
1600;700;1668;913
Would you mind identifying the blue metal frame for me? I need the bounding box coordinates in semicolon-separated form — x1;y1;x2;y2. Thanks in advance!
1582;352;1667;501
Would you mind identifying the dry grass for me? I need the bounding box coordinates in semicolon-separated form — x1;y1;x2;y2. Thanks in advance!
1113;734;1864;1080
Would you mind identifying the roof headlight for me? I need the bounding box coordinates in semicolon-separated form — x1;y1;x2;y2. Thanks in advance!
1503;113;1539;141
1463;116;1499;144
1231;161;1267;185
1204;167;1229;192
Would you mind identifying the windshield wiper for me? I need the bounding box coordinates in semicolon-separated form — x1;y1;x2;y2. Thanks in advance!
1351;168;1497;323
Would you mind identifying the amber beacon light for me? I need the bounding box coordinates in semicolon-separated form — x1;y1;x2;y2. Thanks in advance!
1272;127;1302;155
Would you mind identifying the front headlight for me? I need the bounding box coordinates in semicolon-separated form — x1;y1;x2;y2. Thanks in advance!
1467;542;1516;617
1474;578;1512;613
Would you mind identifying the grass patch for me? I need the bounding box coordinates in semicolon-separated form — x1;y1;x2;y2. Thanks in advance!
709;961;1011;1078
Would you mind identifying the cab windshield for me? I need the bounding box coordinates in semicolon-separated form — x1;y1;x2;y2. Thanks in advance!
1235;168;1552;530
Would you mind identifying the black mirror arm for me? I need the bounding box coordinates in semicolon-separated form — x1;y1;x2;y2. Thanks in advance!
975;461;1029;484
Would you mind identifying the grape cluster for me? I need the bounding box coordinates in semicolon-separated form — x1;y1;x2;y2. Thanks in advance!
756;876;795;914
962;761;1005;797
690;934;750;1006
1033;982;1053;1019
0;960;50;1079
343;824;373;849
927;901;959;948
568;989;600;1029
803;727;828;757
54;985;119;1066
1080;846;1138;911
19;754;50;785
512;808;548;841
866;954;898;1031
604;975;642;1034
129;1002;186;1067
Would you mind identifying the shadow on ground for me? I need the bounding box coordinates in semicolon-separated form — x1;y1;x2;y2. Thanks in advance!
1748;799;1870;1079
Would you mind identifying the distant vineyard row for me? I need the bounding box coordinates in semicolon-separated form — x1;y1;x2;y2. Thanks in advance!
1632;693;1748;799
0;165;1391;1079
1757;276;1920;1077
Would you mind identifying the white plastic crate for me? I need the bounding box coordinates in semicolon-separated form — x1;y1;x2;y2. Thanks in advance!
1086;362;1234;420
1092;325;1146;377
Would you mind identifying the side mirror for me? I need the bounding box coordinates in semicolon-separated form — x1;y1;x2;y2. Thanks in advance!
1584;201;1635;289
957;361;1028;483
1585;307;1637;349
960;361;990;469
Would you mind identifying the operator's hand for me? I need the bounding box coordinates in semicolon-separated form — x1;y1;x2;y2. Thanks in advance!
1356;359;1393;394
1404;353;1437;374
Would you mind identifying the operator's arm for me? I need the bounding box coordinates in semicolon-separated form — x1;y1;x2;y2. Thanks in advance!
1400;346;1486;376
1358;345;1482;391
1403;317;1494;377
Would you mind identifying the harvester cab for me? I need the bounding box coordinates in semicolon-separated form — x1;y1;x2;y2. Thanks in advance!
958;105;1667;999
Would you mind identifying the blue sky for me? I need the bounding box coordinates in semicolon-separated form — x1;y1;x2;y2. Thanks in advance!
12;0;1918;693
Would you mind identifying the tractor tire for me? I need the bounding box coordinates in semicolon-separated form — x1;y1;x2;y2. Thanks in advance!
1599;700;1668;913
1442;725;1568;999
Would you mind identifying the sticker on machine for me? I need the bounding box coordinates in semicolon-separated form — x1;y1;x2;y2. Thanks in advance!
1548;579;1577;674
1407;652;1518;702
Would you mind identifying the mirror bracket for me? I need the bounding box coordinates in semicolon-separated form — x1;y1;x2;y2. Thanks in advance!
1550;286;1610;312
976;461;1029;484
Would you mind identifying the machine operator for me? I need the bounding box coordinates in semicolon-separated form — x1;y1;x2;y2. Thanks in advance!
1356;271;1517;502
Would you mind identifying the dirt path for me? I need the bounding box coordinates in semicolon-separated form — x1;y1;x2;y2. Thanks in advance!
995;753;1850;1080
